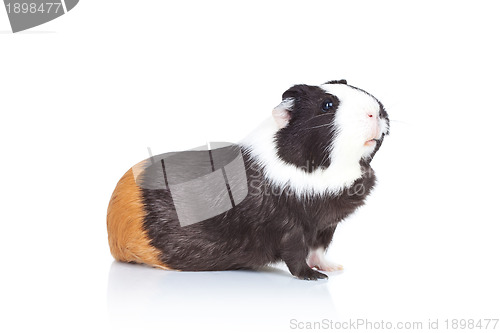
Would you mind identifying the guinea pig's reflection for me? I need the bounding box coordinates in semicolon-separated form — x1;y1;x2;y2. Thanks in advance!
107;261;339;330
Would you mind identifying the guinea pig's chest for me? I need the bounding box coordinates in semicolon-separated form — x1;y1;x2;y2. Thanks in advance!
282;169;377;227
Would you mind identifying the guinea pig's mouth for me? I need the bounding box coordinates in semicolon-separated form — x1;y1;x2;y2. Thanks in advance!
364;138;378;146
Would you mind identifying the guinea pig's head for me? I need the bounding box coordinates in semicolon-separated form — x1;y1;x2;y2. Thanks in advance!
272;80;389;171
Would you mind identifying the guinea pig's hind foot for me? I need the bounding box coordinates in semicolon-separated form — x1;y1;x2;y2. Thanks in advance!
307;247;344;272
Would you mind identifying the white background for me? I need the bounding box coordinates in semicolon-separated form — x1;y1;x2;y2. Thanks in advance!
1;1;499;332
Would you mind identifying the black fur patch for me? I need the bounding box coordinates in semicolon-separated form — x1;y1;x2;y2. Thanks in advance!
275;84;340;172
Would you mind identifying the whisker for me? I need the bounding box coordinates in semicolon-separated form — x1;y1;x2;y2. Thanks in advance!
299;123;333;131
310;113;334;120
301;113;334;124
317;153;329;168
389;119;411;125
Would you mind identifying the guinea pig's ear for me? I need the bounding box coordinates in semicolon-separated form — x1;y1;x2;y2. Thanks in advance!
272;98;294;129
272;85;305;129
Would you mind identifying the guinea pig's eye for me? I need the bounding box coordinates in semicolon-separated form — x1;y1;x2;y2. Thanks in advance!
321;99;335;112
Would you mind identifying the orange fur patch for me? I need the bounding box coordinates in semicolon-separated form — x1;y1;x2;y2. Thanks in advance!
107;163;169;269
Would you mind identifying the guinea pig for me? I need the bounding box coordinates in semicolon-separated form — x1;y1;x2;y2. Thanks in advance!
107;80;390;280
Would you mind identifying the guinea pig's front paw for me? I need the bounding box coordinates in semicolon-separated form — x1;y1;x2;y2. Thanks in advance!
296;268;329;281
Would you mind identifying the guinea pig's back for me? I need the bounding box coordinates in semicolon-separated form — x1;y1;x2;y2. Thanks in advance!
106;163;169;269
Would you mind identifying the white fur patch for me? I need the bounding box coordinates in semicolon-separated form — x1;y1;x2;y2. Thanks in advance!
240;84;388;197
320;84;388;162
307;247;343;272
